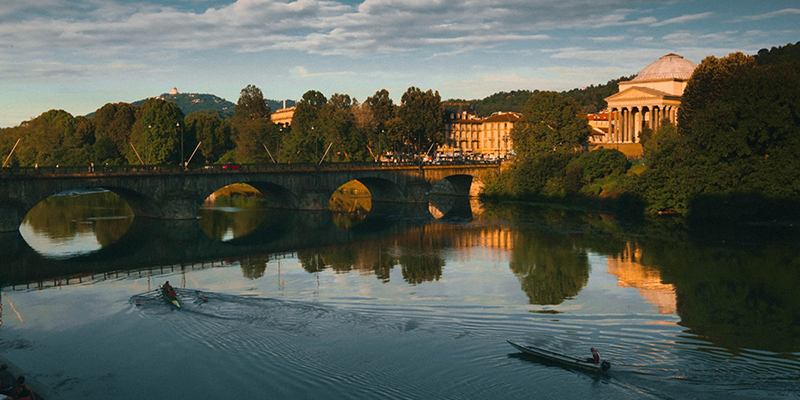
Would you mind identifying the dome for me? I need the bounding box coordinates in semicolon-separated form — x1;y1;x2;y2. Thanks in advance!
631;53;697;82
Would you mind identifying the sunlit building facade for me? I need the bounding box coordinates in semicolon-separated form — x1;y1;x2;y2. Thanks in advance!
271;106;295;128
599;53;698;157
440;111;521;159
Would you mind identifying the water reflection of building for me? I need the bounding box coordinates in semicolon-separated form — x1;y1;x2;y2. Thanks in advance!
606;242;677;314
422;223;516;263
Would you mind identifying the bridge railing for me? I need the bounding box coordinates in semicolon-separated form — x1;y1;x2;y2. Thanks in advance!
0;159;502;177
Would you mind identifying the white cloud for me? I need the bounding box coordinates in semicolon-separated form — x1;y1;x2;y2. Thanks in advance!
290;65;354;79
650;12;712;27
737;8;800;21
0;60;146;79
589;35;629;42
0;0;664;61
662;31;738;45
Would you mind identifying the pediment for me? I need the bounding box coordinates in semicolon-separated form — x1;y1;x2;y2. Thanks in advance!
605;86;671;103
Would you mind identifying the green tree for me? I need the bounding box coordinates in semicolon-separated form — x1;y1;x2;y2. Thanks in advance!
318;94;365;162
642;50;800;215
185;112;232;165
233;84;271;121
363;89;395;159
511;91;591;159
19;110;94;166
282;90;328;163
129;98;185;165
396;87;444;155
93;102;137;164
678;52;757;146
231;85;277;163
569;148;628;183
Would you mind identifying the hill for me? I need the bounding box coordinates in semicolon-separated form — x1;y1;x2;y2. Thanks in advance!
446;76;634;118
133;92;236;118
86;91;297;119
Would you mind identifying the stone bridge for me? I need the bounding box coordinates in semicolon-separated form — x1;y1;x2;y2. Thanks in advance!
0;162;501;232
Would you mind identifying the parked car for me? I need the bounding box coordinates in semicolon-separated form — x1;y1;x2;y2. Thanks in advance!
222;162;242;170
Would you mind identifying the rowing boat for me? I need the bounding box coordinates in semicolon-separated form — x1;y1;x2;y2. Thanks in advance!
161;285;180;309
507;340;610;373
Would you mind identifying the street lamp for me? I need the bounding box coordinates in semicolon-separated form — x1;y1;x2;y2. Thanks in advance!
177;122;183;169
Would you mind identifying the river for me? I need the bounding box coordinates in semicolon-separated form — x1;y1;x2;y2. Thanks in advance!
0;190;798;399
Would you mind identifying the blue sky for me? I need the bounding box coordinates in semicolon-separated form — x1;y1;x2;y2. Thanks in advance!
1;0;798;127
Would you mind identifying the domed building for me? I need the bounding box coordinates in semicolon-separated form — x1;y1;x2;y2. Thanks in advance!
602;53;697;156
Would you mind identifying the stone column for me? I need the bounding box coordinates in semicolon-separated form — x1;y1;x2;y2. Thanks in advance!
649;107;656;131
611;109;618;142
656;107;662;129
627;108;634;142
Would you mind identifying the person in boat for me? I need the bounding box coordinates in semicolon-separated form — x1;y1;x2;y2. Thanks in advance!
586;347;600;364
163;281;176;298
13;376;35;400
0;364;15;396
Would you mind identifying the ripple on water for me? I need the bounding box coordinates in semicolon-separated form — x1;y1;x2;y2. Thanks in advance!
128;290;799;399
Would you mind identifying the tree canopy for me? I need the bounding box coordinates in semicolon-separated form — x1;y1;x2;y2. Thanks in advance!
511;91;591;159
641;48;800;215
396;87;444;155
231;85;278;163
129;98;185;165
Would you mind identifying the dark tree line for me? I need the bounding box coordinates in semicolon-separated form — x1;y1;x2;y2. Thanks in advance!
280;87;443;163
639;43;800;217
0;85;444;167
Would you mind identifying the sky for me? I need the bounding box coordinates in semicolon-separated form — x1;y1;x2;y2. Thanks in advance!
1;0;798;127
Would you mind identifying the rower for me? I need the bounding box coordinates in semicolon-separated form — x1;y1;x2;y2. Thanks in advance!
589;347;600;364
163;281;176;297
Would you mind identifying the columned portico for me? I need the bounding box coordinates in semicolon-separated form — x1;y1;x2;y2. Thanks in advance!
601;54;697;156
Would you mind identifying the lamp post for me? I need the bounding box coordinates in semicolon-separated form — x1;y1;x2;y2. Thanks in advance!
177;122;183;169
147;125;152;165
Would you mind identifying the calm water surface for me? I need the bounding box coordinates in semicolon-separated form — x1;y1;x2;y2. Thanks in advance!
1;191;799;399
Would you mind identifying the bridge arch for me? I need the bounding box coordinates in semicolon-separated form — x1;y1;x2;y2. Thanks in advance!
215;181;301;210
430;174;484;197
349;177;406;203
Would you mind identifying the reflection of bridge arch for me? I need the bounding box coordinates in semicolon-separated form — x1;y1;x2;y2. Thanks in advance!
0;208;431;287
0;164;501;231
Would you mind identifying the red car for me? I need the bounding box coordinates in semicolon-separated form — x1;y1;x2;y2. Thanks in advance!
221;162;242;170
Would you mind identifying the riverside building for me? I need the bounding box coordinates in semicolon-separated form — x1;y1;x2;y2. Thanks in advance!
599;53;698;157
439;111;521;160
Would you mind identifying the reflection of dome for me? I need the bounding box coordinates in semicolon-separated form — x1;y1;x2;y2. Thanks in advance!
631;53;697;82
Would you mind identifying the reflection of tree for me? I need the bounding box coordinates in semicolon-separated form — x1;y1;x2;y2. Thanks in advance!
397;227;446;285
319;248;358;273
240;256;270;279
198;195;268;241
23;191;133;246
298;250;326;273
509;231;590;305
642;233;800;352
399;251;444;285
